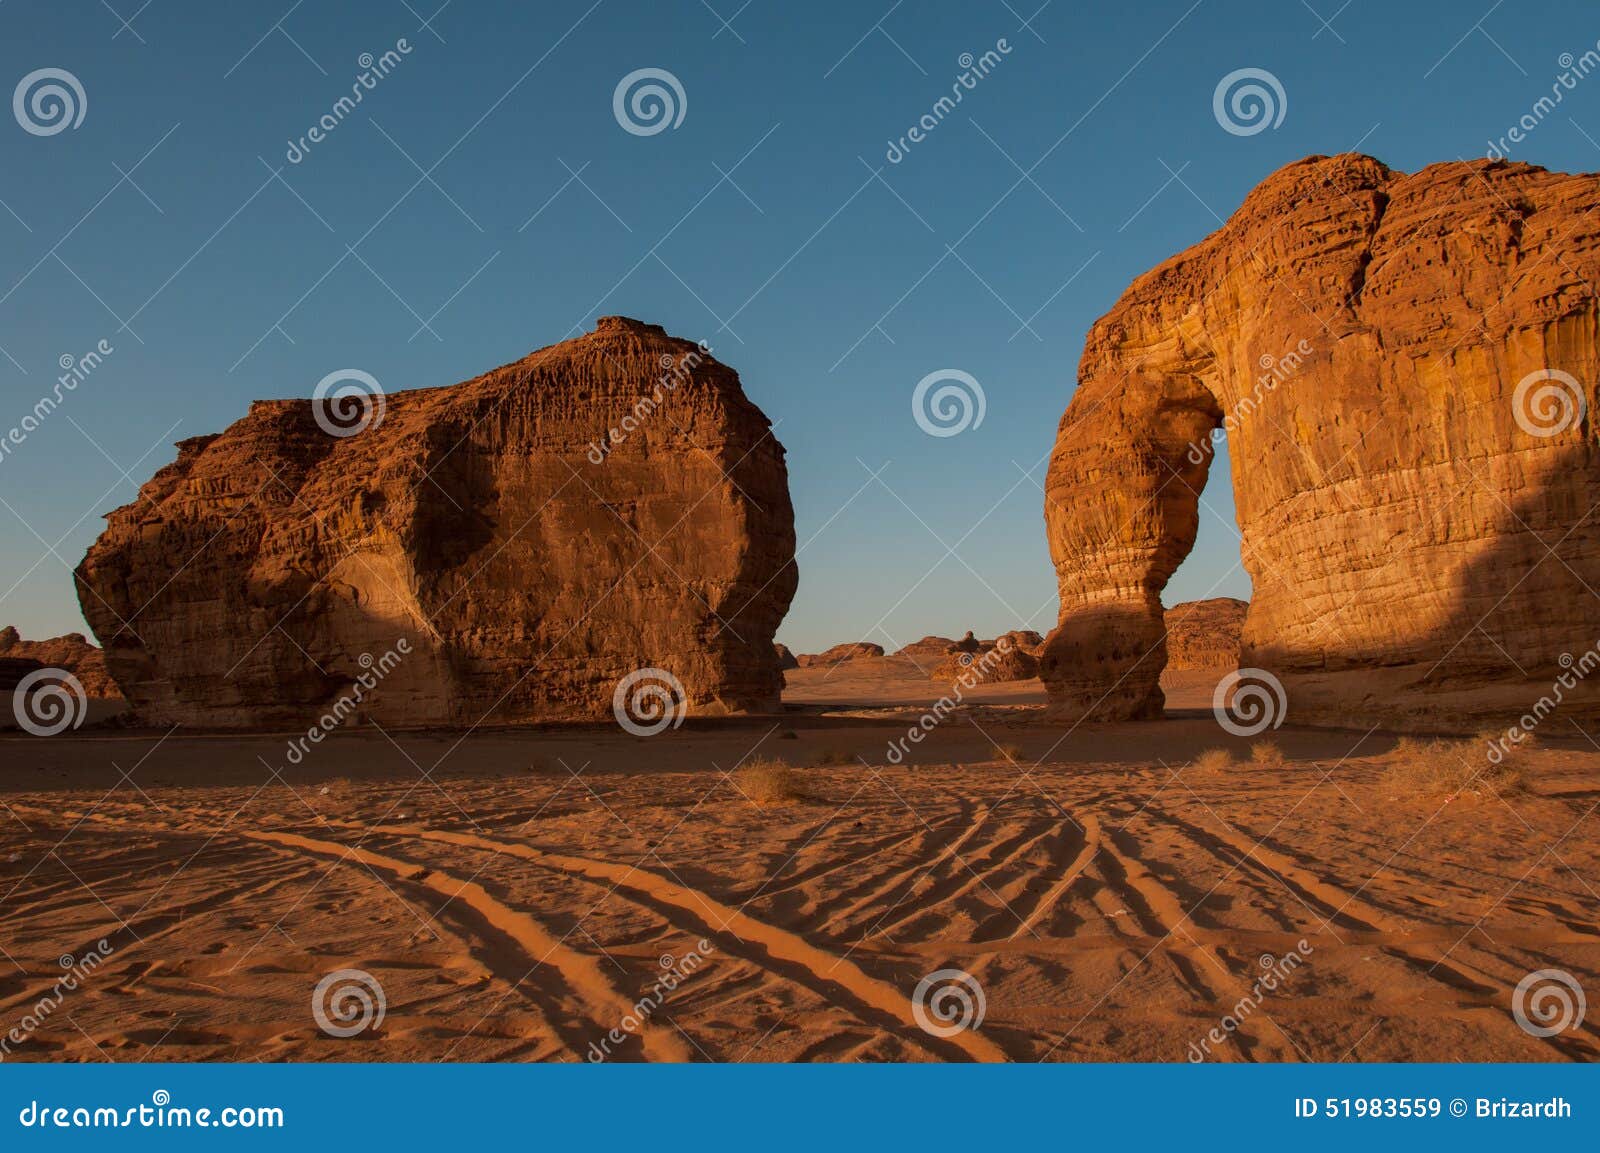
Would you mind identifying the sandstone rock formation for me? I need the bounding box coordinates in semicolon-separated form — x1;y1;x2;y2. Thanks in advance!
932;643;1039;685
894;635;958;660
993;629;1044;656
1162;599;1247;671
773;643;799;671
0;626;119;697
1042;153;1600;727
0;656;44;695
76;317;797;728
796;642;884;668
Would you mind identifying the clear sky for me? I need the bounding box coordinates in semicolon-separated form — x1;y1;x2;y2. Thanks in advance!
3;0;1599;653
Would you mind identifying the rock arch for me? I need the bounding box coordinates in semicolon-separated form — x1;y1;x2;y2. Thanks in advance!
1041;154;1600;728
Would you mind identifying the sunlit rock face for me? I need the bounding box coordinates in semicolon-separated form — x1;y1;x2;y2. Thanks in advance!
77;317;797;728
1042;154;1600;727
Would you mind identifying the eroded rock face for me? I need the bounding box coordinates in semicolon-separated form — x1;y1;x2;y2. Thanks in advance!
1163;599;1247;671
932;643;1039;685
77;317;797;728
1043;154;1600;726
894;635;958;660
0;626;119;697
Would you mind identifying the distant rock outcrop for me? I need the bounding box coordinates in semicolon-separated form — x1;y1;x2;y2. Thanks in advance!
76;317;797;727
0;656;44;694
0;626;119;698
894;635;958;660
1042;154;1600;725
932;642;1039;685
992;629;1044;656
1162;599;1247;670
773;643;799;671
796;642;885;668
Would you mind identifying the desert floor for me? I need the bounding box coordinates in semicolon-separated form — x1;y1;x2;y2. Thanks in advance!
1;666;1597;1062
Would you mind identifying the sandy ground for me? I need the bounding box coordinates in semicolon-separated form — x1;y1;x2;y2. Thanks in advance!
1;668;1597;1063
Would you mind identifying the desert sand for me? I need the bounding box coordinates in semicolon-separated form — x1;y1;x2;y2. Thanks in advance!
2;666;1596;1063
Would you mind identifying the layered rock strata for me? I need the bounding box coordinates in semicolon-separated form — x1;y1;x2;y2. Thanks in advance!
77;318;797;727
1042;155;1600;726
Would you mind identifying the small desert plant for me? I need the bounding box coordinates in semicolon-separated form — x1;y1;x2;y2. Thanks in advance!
734;758;808;804
996;743;1026;764
1191;748;1235;773
1383;737;1525;797
777;729;799;740
1249;740;1285;767
815;748;853;766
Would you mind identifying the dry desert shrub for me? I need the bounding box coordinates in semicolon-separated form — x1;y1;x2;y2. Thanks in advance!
1192;748;1234;772
734;758;809;804
1249;740;1285;767
815;748;853;766
995;742;1026;764
1383;737;1526;797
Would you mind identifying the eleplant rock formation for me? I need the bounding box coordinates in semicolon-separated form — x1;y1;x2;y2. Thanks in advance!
1042;154;1600;726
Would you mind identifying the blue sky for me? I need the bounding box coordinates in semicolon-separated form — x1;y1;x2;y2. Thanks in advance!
3;0;1600;652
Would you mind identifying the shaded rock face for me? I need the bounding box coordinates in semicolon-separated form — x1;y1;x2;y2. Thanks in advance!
796;642;884;668
0;656;45;694
1043;153;1600;725
1163;599;1247;671
76;318;797;728
773;643;799;671
0;627;119;698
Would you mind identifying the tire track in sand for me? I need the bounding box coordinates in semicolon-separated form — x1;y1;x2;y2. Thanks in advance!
355;822;1008;1062
238;829;693;1062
